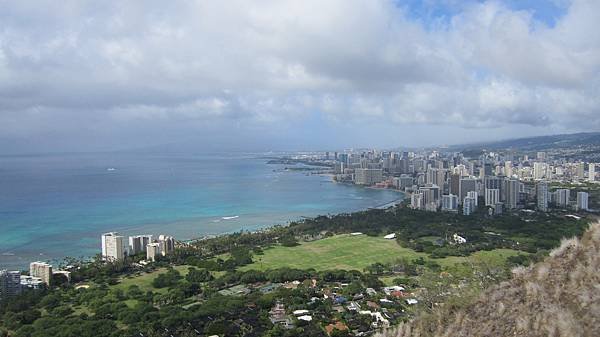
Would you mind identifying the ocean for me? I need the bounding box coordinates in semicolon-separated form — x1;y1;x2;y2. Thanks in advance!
0;152;403;270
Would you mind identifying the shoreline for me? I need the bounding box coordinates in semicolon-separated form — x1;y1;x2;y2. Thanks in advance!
1;182;405;271
185;187;406;244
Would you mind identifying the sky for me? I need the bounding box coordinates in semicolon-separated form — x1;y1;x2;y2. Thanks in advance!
0;0;599;153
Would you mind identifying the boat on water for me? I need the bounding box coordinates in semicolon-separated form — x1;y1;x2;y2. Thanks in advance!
107;167;116;171
222;215;239;220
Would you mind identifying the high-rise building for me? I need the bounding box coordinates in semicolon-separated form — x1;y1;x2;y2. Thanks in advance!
484;162;493;177
426;168;447;187
419;184;441;207
129;235;153;255
101;232;125;262
463;196;477;216
536;182;548;212
466;191;478;206
504;161;513;177
29;262;52;286
441;194;459;212
397;175;414;190
354;168;383;185
576;162;585;180
555;189;570;208
504;178;520;209
536;152;546;161
449;174;460;196
589;163;596;182
459;178;478;204
158;235;175;256
0;270;22;300
485;188;500;206
411;192;424;210
533;162;546;180
577;192;589;211
146;243;161;262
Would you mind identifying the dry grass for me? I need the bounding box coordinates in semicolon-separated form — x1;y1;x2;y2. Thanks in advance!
378;222;600;337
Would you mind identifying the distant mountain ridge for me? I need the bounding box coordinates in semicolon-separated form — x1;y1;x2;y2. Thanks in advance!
451;131;600;152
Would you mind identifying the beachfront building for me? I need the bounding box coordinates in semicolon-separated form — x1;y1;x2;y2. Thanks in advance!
354;168;383;186
0;270;22;300
146;242;161;262
30;261;52;286
20;276;45;290
101;232;125;262
158;235;175;256
129;235;153;255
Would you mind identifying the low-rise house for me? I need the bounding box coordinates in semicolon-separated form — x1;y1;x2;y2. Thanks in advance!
379;298;394;304
347;301;361;311
366;301;380;309
269;302;294;329
383;286;405;295
259;283;282;293
333;295;347;304
359;310;390;328
325;321;348;336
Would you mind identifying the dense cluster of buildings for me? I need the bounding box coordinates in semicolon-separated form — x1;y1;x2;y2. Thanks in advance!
329;150;595;215
1;233;176;301
0;261;69;301
101;232;175;262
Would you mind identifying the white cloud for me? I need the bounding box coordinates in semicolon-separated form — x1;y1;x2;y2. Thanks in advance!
0;0;599;150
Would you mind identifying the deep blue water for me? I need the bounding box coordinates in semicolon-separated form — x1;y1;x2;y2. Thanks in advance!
0;152;402;270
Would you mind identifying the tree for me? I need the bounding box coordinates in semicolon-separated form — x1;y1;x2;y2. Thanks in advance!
185;267;213;283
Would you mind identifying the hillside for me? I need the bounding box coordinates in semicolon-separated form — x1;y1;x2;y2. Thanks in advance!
453;132;600;152
377;222;600;337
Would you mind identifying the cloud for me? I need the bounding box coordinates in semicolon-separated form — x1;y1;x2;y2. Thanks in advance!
0;0;599;151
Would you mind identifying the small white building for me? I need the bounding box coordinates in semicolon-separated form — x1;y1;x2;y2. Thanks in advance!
452;233;467;244
406;299;418;305
293;309;309;316
297;315;312;322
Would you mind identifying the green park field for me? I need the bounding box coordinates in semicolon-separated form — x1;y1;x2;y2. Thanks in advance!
111;265;192;293
240;234;524;272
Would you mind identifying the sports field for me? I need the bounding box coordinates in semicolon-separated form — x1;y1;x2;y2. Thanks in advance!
240;234;524;271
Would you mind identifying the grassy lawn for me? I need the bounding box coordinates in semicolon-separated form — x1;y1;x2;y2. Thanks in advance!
436;248;526;267
242;234;429;271
111;265;192;294
241;234;525;272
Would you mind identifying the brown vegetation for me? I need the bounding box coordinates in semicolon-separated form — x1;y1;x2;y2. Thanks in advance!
378;222;600;337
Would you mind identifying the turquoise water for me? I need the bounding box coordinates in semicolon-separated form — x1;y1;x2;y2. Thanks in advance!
0;152;402;269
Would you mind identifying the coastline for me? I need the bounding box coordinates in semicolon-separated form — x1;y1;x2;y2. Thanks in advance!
1;173;405;270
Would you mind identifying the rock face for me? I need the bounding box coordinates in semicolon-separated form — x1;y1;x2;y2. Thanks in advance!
379;222;600;337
